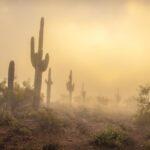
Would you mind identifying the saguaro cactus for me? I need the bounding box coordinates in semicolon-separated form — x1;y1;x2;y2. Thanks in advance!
66;70;74;103
8;60;15;91
30;17;49;109
45;68;53;106
81;83;86;101
115;88;121;103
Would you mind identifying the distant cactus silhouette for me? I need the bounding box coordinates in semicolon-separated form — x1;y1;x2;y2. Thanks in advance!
8;61;15;91
30;17;49;109
115;88;121;103
66;70;74;103
45;68;53;106
81;83;86;101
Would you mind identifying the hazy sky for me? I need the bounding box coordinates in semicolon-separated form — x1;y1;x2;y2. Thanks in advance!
0;0;150;100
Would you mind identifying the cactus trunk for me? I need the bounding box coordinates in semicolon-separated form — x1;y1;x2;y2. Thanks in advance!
8;61;15;91
8;60;15;111
34;69;42;108
30;17;49;110
45;68;53;106
46;82;51;106
66;70;74;103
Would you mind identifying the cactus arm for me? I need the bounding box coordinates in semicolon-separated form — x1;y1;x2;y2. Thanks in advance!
40;53;49;71
30;37;36;68
38;17;44;58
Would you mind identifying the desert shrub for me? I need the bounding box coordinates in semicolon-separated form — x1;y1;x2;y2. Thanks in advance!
136;85;150;126
92;127;132;149
77;107;90;118
0;80;34;114
33;108;64;133
11;123;31;136
0;110;18;127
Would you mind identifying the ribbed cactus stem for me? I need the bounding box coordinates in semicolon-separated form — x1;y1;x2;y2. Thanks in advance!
45;68;53;106
8;60;15;91
30;17;49;110
66;70;74;103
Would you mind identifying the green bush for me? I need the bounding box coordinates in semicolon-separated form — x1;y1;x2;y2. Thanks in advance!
34;108;64;133
92;127;132;149
11;124;31;136
0;110;17;127
0;80;34;115
136;85;150;126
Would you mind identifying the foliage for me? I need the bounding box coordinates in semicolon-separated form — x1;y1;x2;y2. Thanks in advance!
0;80;34;115
136;85;150;126
92;127;132;149
33;108;64;133
11;123;31;136
0;110;18;127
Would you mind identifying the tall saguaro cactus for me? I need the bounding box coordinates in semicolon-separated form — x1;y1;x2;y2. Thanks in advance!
66;70;74;103
45;68;53;106
30;17;49;109
8;60;15;111
8;60;15;91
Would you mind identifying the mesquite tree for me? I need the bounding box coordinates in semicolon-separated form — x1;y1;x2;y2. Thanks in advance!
45;68;53;106
66;70;74;103
30;17;49;109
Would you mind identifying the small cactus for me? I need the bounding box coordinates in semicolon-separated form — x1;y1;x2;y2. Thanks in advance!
8;60;15;91
30;17;49;109
45;68;53;106
66;70;74;103
81;83;86;101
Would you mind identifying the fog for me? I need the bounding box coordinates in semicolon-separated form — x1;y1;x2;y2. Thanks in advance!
0;0;150;100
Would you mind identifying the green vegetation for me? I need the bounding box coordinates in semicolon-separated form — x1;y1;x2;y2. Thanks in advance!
92;127;132;149
0;110;17;127
33;109;65;133
136;85;150;126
